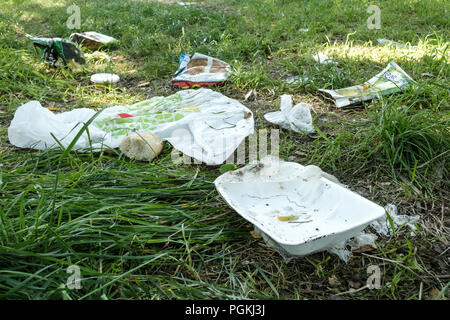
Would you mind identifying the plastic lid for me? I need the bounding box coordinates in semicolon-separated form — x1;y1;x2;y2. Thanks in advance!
90;73;120;84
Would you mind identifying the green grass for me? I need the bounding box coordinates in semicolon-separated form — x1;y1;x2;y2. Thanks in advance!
0;0;449;300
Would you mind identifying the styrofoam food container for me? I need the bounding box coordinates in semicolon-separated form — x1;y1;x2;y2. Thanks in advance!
90;73;120;85
214;157;385;256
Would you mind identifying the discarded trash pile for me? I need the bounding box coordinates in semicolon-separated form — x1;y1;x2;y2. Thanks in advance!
377;38;418;50
10;29;424;263
8;89;254;165
26;31;120;86
26;32;118;67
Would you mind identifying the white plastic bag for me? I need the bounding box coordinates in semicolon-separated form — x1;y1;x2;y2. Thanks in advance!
264;95;315;133
8;88;254;165
370;203;420;236
312;52;337;65
377;38;410;49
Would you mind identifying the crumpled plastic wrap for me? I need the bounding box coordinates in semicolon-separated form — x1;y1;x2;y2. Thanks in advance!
313;52;338;65
264;95;315;133
370;203;420;237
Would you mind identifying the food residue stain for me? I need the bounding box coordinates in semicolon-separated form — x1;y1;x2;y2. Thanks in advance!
277;215;299;222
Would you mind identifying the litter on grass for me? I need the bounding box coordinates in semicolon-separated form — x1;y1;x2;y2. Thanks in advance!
327;203;420;261
244;89;257;101
377;38;409;49
163;1;197;5
26;34;85;67
176;1;196;6
119;132;163;161
264;95;315;133
319;61;415;107
90;73;120;85
283;75;311;85
8;88;254;165
325;231;379;262
171;53;231;88
371;203;420;237
69;32;118;50
214;156;386;258
215;156;422;262
313;52;338;65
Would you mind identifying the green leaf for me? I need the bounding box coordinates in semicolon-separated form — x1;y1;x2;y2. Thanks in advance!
219;164;237;174
386;209;397;236
58;110;103;162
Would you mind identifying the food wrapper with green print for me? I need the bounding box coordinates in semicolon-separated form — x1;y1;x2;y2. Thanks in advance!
7;89;254;165
319;61;415;107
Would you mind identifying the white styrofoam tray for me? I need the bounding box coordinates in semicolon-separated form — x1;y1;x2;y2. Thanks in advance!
214;157;385;256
